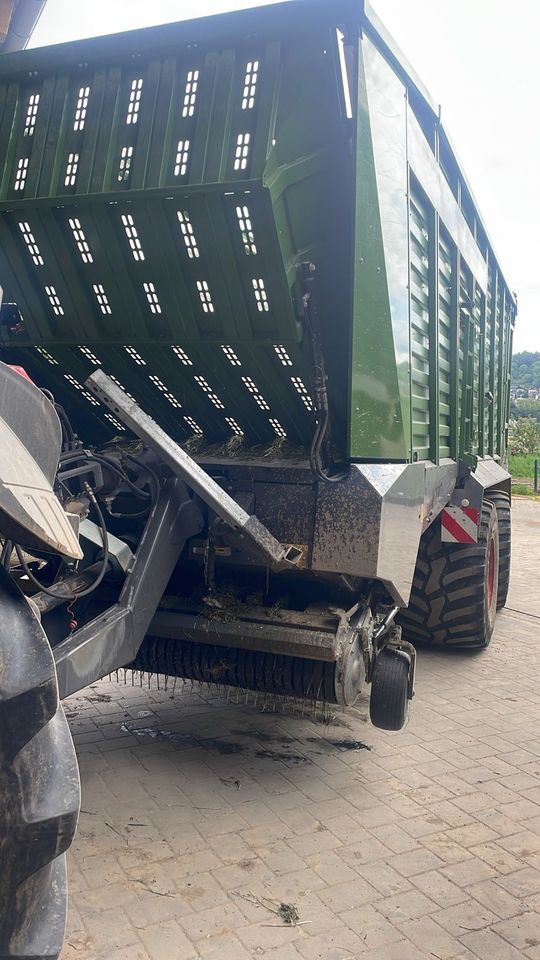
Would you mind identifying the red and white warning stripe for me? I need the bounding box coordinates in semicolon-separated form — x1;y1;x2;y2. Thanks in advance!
440;505;479;544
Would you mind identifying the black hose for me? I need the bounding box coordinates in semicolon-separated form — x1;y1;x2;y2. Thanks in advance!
106;502;152;520
14;485;110;601
59;451;150;499
1;539;12;569
55;403;75;446
123;454;160;498
303;271;348;484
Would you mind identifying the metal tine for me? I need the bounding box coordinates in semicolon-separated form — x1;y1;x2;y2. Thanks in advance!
107;662;330;719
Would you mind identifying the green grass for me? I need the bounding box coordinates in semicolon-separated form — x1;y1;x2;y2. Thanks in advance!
511;483;537;497
509;452;540;480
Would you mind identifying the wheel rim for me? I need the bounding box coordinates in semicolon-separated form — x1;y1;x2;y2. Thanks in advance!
487;536;496;610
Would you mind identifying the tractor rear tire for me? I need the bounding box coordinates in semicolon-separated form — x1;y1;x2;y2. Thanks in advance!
399;500;499;650
0;566;80;960
485;490;511;609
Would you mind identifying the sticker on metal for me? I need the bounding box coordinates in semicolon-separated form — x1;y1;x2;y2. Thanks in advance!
440;505;479;544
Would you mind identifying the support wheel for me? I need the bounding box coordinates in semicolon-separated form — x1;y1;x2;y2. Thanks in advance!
0;566;80;960
369;649;410;731
400;500;499;649
485;490;511;609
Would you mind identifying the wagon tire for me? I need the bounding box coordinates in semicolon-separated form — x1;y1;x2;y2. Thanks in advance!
485;490;511;609
399;500;499;650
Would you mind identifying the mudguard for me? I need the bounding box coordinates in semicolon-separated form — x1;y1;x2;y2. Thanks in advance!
0;362;81;558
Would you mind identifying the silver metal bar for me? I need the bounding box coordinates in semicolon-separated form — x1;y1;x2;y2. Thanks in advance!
85;369;302;568
148;609;339;662
54;477;202;698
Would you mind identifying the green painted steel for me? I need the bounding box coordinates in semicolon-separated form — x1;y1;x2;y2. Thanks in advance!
0;0;515;464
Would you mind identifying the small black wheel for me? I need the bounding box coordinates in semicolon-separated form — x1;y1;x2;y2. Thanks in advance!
369;649;410;731
485;490;511;609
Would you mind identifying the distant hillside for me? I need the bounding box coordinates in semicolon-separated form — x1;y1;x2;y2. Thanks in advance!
512;352;540;390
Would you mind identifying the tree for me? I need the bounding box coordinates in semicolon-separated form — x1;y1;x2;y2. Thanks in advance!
511;399;540;422
509;417;540;456
512;352;540;390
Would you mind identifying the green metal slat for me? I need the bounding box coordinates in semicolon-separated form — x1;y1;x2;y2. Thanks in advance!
179;50;235;184
163;57;201;189
191;342;270;439
9;344;116;439
448;243;460;461
76;68;108;195
90;344;186;439
251;41;280;173
186;52;219;187
132;343;222;438
428;208;439;463
497;284;506;455
222;190;301;342
91;65;122;193
27;207;94;339
477;283;486;457
23;77;55;198
217;47;246;184
38;74;70;197
0;213;54;339
488;270;498;454
204;191;252;340
82;204;149;339
35;207;97;339
0;78;8;158
155;343;232;438
106;66;140;194
0;82;25;200
146;56;177;188
130;60;162;190
152;198;207;340
180;192;239;340
409;183;431;458
174;340;241;436
240;341;314;442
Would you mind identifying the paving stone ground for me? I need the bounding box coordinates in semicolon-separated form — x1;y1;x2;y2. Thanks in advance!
62;498;540;960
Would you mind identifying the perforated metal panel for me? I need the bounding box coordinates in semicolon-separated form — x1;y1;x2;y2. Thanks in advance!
437;231;452;459
409;189;430;460
0;0;516;461
0;4;353;449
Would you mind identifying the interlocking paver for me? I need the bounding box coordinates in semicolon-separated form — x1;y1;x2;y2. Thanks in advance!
411;868;469;907
398;915;460;958
60;500;540;959
465;878;524;919
138;922;197;960
458;929;525;960
492;912;540;951
442;857;498;886
433;902;498;937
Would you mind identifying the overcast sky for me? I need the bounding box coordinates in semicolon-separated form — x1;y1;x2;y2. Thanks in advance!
29;0;539;353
